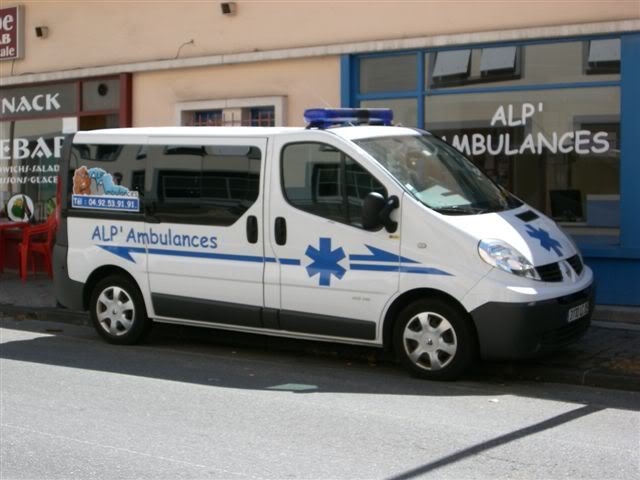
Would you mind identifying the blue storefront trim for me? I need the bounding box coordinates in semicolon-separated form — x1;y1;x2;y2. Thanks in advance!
620;34;640;251
341;31;640;306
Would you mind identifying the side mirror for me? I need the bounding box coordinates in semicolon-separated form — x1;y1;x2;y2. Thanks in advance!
362;192;399;233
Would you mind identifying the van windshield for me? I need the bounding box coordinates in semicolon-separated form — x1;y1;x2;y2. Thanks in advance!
355;134;522;215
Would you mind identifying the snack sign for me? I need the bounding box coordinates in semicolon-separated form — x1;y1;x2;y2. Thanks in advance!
0;6;23;61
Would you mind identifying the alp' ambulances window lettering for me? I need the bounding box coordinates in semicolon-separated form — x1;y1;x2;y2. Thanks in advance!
69;144;145;213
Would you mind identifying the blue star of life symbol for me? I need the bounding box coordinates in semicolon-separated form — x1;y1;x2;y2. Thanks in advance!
525;225;563;257
305;237;346;286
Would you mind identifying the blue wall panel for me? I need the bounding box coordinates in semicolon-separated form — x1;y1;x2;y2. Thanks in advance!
584;257;640;306
620;34;640;250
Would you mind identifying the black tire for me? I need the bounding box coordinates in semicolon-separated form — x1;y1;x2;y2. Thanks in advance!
89;274;152;345
393;298;477;380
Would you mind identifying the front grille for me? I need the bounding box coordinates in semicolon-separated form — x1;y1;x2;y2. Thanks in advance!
566;254;584;275
558;286;592;305
536;262;563;282
540;315;590;346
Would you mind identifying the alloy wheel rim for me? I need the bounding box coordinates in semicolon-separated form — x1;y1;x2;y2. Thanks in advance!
96;286;135;336
402;311;457;371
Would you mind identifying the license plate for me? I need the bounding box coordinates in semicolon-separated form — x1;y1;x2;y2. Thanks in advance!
567;302;589;323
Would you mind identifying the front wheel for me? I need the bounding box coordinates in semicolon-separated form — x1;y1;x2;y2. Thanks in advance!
89;275;151;345
393;298;477;380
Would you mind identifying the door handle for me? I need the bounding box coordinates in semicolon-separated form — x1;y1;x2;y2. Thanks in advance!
246;215;258;244
275;217;287;246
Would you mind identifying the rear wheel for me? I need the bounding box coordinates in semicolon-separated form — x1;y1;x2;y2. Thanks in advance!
393;298;476;380
89;275;151;345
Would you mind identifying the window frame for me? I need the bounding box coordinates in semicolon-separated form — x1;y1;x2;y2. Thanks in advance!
584;38;621;76
429;46;522;88
175;96;286;127
280;141;388;231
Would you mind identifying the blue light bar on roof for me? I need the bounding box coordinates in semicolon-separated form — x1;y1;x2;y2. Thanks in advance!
304;108;393;129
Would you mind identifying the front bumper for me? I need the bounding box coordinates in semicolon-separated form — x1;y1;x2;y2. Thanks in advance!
470;283;595;360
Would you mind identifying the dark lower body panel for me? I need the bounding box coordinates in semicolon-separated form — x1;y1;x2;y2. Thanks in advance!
52;244;85;311
470;284;595;360
152;293;377;341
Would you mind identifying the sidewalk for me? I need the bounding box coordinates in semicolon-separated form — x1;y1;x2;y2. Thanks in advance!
1;272;639;391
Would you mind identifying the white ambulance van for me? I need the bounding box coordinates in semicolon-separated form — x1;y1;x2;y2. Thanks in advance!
53;108;594;380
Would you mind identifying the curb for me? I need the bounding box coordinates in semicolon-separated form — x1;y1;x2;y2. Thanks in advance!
0;304;89;326
2;303;639;393
473;362;640;392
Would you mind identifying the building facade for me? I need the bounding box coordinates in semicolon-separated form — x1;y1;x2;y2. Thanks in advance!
1;1;639;305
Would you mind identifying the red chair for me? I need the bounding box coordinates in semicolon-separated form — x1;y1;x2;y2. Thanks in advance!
0;221;29;273
18;214;58;281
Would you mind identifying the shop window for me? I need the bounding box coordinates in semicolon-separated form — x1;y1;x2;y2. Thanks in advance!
1;118;64;224
423;40;619;91
250;107;275;126
359;54;418;93
191;110;223;126
0;76;128;225
281;142;386;229
480;46;518;78
177;97;286;127
424;87;620;244
79;114;119;131
432;50;472;85
146;144;261;226
586;39;621;75
185;107;275;127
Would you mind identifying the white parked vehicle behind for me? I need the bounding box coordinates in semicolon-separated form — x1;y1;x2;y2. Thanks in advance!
53;108;594;380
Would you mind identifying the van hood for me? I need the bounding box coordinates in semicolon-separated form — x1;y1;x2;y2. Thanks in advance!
441;206;577;266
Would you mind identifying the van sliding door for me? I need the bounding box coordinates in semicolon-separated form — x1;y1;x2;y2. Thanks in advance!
143;137;268;327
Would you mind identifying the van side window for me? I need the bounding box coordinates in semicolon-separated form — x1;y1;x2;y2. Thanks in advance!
146;144;261;226
281;142;386;228
68;143;146;214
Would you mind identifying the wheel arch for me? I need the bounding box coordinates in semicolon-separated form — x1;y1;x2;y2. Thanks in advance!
83;265;144;311
381;288;477;351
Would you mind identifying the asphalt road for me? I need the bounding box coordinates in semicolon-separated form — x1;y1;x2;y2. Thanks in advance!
1;318;639;480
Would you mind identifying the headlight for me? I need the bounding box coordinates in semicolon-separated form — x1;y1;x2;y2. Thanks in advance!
478;239;539;280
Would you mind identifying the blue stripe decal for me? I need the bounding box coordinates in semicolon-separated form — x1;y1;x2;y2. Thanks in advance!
147;248;266;263
98;245;146;262
279;258;302;265
99;245;277;264
350;263;451;276
98;242;449;277
349;245;418;264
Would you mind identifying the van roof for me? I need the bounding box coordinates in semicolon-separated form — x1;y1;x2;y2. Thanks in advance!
73;126;422;144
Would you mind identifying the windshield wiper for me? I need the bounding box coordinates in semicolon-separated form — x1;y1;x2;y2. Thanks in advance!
432;205;492;215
